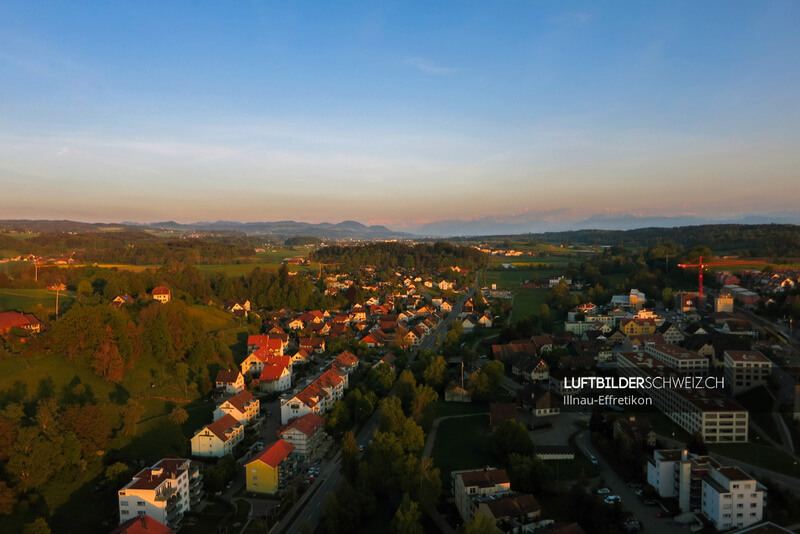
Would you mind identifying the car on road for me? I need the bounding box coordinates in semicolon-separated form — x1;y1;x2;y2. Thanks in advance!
597;487;611;495
358;445;364;452
226;481;233;489
642;499;657;506
604;495;621;504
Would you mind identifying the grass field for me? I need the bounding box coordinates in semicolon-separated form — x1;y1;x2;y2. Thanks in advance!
0;288;73;313
735;386;781;443
511;289;549;322
709;441;800;474
431;414;496;486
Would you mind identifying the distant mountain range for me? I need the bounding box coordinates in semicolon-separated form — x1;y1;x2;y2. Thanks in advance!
2;211;799;239
407;211;800;237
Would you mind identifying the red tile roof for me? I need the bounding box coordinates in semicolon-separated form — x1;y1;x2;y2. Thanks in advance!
225;390;256;412
248;335;284;352
152;286;170;295
259;355;291;381
333;350;358;369
111;515;174;534
0;311;36;331
250;439;294;468
278;413;325;437
204;414;241;442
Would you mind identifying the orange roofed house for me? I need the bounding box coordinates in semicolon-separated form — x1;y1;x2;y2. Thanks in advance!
244;439;297;494
213;390;260;424
0;311;43;335
190;414;244;457
152;286;171;303
278;412;326;459
280;368;345;424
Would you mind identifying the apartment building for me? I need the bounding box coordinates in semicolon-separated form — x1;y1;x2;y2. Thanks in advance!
280;368;345;424
648;449;719;512
452;468;512;521
278;412;326;459
723;350;772;394
617;352;748;442
644;343;709;375
702;466;765;530
117;459;202;529
244;439;296;494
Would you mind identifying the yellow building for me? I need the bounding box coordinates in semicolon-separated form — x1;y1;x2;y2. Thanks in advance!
245;439;295;494
620;318;657;336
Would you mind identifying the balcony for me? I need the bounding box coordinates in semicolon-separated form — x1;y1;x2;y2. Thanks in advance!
155;486;177;502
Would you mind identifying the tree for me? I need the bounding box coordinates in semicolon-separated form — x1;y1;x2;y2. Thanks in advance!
341;431;359;482
462;513;502;534
105;462;130;484
391;493;423;534
492;420;533;461
169;407;189;425
22;518;50;534
422;355;447;390
122;399;145;436
62;404;112;456
0;482;16;515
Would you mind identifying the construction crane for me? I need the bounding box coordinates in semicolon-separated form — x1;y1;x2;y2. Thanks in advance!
676;256;766;306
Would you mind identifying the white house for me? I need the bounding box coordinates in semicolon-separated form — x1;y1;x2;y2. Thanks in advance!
190;414;244;457
213;390;260;424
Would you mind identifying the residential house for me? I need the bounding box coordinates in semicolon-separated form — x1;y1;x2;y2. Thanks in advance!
280;369;345;424
111;295;135;308
0;311;43;335
476;494;541;527
277;413;326;459
215;370;245;395
152;286;171;303
299;337;326;354
190;414;244;457
244;439;296;494
333;350;359;374
257;355;292;393
531;388;561;417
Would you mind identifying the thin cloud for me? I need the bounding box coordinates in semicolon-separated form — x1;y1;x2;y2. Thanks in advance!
403;57;456;75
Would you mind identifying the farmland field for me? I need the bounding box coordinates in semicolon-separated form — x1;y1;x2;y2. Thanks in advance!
0;288;72;313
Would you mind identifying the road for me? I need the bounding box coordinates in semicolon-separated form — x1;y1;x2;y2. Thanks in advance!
575;430;689;534
275;276;479;534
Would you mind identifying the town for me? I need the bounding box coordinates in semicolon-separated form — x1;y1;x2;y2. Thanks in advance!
1;224;800;534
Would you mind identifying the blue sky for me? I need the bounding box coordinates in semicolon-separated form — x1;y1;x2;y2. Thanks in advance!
1;1;799;227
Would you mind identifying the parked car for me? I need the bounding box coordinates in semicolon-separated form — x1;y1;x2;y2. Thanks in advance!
597;487;611;495
604;495;621;504
358;445;364;452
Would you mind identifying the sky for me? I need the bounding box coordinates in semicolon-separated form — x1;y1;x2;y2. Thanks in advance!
1;1;799;229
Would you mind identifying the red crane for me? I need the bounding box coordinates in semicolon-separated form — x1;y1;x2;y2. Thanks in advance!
676;256;766;305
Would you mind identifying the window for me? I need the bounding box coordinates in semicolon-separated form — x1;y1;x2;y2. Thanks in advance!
121;510;129;516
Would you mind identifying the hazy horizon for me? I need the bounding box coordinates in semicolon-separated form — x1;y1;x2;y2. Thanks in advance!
2;1;800;224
